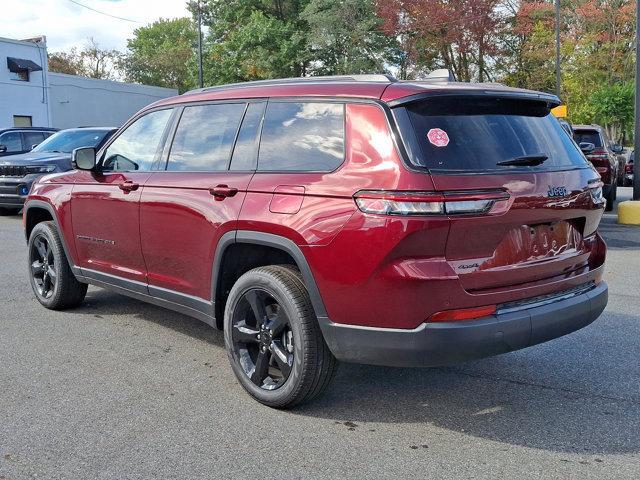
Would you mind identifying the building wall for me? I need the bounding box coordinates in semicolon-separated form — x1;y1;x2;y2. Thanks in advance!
49;74;177;129
0;37;51;128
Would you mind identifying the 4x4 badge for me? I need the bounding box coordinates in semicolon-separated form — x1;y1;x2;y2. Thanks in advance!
547;185;568;197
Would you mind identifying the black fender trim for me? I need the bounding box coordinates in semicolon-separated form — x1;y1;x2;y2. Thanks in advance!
23;199;82;277
222;230;328;318
211;230;340;354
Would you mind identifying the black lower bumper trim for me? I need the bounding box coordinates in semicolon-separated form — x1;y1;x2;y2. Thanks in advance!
319;282;608;367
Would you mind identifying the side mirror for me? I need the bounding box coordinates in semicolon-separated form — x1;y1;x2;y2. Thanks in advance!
611;143;623;154
0;144;6;153
579;142;595;154
72;147;97;170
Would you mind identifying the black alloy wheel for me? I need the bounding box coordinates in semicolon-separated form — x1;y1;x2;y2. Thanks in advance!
30;234;57;300
230;288;294;390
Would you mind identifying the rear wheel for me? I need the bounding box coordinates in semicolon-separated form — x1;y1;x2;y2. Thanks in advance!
28;221;87;309
224;265;338;408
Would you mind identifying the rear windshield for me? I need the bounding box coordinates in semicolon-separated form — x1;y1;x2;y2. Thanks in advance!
573;129;603;148
399;96;588;172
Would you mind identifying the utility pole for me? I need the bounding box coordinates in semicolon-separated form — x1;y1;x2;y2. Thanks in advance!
197;2;204;89
555;0;561;98
635;0;640;200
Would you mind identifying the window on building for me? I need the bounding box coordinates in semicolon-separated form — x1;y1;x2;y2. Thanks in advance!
7;57;41;83
13;115;32;127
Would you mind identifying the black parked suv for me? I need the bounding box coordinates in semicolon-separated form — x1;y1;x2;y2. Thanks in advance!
0;127;116;215
0;127;58;157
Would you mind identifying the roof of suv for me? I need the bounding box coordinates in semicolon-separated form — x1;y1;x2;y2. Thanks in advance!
573;124;604;132
0;127;58;133
150;74;560;109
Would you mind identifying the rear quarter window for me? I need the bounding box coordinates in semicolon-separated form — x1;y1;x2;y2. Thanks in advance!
398;96;588;172
258;102;345;172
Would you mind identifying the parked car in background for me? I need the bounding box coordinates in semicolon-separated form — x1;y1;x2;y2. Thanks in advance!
624;151;634;187
0;127;58;157
23;75;608;408
0;127;116;215
573;124;622;211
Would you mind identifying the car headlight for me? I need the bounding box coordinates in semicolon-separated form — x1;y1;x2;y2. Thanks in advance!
26;165;56;174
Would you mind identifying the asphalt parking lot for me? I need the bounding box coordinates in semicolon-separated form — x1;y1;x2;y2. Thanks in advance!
1;189;639;480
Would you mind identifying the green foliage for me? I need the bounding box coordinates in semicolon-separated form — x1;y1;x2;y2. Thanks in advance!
590;82;635;143
48;38;121;80
302;0;394;75
121;18;198;93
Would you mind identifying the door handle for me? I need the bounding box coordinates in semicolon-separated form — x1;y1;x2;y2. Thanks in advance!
209;184;238;200
119;180;139;193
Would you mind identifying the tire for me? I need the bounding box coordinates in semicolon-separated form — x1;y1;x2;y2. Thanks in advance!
0;207;21;216
605;184;615;211
27;221;88;309
224;265;338;408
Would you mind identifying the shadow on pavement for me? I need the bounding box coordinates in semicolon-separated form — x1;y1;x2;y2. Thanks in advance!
68;290;639;456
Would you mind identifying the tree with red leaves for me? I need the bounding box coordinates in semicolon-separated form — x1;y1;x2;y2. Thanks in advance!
377;0;501;81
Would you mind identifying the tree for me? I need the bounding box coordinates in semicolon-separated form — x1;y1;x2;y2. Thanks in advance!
377;0;502;82
197;0;310;84
48;38;122;80
121;18;198;93
302;0;396;76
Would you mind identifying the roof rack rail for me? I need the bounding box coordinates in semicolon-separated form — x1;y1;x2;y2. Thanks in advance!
185;74;398;95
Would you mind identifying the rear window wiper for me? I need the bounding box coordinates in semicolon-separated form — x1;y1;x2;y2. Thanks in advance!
496;154;549;166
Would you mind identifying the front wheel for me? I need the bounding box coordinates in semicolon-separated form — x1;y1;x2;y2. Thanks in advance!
28;221;88;309
224;265;338;408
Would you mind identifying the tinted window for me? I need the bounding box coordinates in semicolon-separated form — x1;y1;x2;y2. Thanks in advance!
23;132;45;149
230;102;265;171
33;129;113;154
0;132;23;152
403;97;588;172
167;103;245;171
258;102;344;171
103;109;173;172
573;130;603;148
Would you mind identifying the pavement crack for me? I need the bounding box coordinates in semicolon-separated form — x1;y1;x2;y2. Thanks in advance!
449;370;640;406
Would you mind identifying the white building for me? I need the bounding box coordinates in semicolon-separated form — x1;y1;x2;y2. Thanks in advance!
0;36;177;130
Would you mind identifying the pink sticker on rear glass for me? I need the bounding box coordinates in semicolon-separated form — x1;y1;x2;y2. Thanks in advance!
427;128;450;147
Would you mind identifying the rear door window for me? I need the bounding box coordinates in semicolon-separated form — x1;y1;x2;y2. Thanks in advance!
573;130;603;148
167;103;246;171
400;96;588;172
258;102;345;172
229;102;265;171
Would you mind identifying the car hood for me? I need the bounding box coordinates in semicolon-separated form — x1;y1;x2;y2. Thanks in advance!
0;151;72;170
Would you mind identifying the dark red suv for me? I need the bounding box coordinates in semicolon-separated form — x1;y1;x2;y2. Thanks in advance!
23;75;608;408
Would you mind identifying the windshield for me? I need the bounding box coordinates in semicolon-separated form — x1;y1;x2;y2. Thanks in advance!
32;129;111;154
399;96;588;172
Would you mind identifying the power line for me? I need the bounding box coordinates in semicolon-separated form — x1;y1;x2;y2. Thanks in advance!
67;0;142;23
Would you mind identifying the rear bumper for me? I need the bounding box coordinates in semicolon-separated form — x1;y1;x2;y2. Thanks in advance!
320;281;608;367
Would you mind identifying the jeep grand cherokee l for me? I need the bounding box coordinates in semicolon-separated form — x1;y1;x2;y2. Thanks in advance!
0;127;116;215
23;75;608;408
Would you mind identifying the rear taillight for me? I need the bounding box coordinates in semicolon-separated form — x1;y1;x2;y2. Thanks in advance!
587;180;605;205
428;305;497;322
354;190;509;216
626;163;634;174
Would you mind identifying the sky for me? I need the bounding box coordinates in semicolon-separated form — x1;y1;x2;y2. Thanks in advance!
2;0;190;52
